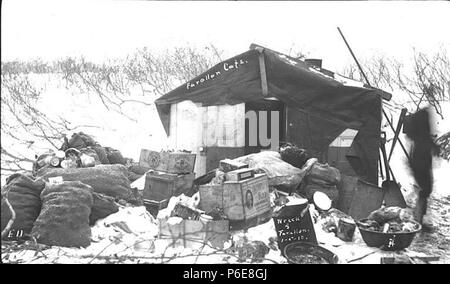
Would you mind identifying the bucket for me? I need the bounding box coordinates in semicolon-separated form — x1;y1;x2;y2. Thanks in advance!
336;218;356;242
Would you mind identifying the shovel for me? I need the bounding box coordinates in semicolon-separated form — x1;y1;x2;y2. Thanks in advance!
380;134;407;208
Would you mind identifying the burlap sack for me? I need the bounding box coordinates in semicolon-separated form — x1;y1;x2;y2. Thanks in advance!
1;174;45;240
68;132;98;149
90;192;119;225
308;163;341;186
36;164;135;202
93;146;110;164
105;147;126;165
31;181;93;247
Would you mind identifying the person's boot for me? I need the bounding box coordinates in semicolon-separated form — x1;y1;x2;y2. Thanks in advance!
422;214;434;232
416;196;434;232
415;196;426;224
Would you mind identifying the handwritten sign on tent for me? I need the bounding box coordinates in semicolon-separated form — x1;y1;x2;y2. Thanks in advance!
273;201;318;255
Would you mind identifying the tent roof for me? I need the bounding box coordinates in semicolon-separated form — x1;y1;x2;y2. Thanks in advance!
155;43;388;134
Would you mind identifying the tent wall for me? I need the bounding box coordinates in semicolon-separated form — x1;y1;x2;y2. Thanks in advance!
327;129;359;177
169;101;204;175
169;101;245;176
202;104;246;148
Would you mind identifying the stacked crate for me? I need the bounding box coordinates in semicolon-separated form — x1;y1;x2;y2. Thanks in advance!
198;159;271;222
139;149;196;215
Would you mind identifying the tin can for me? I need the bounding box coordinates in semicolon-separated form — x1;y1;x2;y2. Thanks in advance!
61;159;77;169
337;218;356;242
80;154;95;167
50;157;60;167
38;155;60;167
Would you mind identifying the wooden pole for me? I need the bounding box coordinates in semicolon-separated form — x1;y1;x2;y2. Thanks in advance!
383;108;411;163
388;108;408;162
337;27;411;164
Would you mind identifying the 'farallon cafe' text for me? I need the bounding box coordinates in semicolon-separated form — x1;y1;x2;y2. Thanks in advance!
186;58;249;90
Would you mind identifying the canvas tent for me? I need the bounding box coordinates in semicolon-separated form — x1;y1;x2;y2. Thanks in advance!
155;44;389;184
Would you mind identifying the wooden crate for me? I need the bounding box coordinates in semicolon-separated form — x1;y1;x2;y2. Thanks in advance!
199;184;224;214
143;171;195;201
225;168;255;182
199;174;271;221
219;159;248;173
139;149;196;174
143;199;169;217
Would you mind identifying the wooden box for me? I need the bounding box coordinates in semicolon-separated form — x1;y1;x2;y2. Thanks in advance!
171;203;204;220
225;168;255;182
139;149;196;174
143;171;195;201
219;159;248;173
158;218;230;249
199;174;271;221
143;198;169;217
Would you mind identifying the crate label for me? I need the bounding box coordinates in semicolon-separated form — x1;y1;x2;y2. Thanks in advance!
241;172;252;179
140;149;195;173
7;229;25;239
145;151;162;168
48;176;64;185
240;176;270;219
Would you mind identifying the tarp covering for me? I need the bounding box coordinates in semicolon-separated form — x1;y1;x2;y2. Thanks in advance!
155;45;382;183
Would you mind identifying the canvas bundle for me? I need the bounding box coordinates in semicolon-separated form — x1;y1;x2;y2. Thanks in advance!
31;181;93;248
233;151;316;192
308;163;341;186
304;183;339;204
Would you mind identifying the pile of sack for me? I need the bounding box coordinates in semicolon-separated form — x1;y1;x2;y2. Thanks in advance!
34;132;129;174
1;168;134;247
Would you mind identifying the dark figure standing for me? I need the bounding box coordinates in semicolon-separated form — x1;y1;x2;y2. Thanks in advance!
404;107;439;226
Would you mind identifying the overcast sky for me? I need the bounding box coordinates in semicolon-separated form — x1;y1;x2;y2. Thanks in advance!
2;0;449;71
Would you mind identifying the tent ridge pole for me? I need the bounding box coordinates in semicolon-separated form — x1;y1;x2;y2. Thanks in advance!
255;47;269;97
